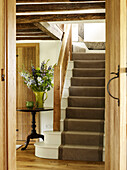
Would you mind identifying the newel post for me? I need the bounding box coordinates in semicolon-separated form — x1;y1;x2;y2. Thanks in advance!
53;65;61;131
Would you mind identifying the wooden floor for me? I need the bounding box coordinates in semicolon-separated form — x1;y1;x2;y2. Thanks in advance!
16;143;105;170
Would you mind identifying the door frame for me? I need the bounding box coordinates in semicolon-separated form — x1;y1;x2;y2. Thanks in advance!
105;0;126;170
0;0;126;170
0;0;16;169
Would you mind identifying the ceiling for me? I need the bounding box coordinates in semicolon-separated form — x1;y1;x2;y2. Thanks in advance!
16;0;105;41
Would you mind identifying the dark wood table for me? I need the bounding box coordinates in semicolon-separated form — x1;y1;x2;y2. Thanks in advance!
17;107;53;150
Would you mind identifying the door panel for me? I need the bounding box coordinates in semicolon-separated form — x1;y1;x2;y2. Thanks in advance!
106;0;126;170
16;43;40;141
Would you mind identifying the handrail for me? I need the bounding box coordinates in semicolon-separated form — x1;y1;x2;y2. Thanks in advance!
53;24;72;131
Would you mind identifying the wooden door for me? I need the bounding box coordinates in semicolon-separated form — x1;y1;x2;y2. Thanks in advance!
106;0;126;170
16;43;40;141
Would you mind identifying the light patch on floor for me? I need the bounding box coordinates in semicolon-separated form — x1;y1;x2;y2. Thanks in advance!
16;145;22;150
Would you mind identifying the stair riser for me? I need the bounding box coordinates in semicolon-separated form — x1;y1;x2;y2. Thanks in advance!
59;147;103;161
66;108;104;120
73;53;105;60
73;69;105;77
74;61;105;68
71;78;105;86
69;87;105;97
35;145;59;159
68;98;105;108
62;133;103;146
44;132;61;145
64;120;104;132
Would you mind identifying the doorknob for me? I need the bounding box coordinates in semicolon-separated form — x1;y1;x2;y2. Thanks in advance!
107;65;120;106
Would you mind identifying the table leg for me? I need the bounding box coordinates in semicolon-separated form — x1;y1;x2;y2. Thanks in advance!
21;134;31;150
21;111;44;150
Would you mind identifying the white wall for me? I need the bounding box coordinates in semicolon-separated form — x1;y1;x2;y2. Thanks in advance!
39;41;61;136
72;24;78;42
72;22;105;42
84;22;105;42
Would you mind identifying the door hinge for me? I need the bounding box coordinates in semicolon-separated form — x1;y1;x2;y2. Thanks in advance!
1;69;5;81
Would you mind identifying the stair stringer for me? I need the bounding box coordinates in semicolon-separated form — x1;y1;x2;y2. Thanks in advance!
61;60;74;131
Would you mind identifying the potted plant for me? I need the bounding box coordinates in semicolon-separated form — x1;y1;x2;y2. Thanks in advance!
20;60;54;108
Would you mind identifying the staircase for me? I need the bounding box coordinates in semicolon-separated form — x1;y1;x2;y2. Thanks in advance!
59;52;105;161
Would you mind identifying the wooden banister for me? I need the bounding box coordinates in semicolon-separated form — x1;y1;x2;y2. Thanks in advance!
53;24;72;131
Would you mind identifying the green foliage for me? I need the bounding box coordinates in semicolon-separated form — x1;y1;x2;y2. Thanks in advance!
20;60;54;92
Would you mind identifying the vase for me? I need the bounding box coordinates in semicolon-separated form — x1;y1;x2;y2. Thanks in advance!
33;91;48;108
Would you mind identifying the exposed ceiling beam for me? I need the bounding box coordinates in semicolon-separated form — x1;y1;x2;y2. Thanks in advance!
16;33;47;36
16;28;43;32
16;13;105;23
16;2;105;13
16;24;47;36
16;0;105;3
16;36;54;40
16;23;44;32
34;22;63;40
16;23;37;29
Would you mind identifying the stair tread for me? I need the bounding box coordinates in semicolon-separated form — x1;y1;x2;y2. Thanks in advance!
60;144;103;150
70;86;105;89
72;52;105;55
68;96;105;99
62;131;104;135
71;77;105;79
74;60;105;62
65;119;104;123
73;68;105;70
67;107;105;110
34;142;59;148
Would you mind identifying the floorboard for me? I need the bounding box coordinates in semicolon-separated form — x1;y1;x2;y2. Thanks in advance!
16;144;105;170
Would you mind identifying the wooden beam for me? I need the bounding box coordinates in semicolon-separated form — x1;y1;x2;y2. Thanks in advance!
16;23;44;33
16;13;105;23
16;0;105;2
16;23;37;29
16;32;47;36
16;36;54;40
16;2;105;13
34;22;63;40
17;23;44;32
16;29;42;32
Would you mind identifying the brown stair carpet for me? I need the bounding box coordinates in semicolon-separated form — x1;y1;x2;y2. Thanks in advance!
59;53;105;161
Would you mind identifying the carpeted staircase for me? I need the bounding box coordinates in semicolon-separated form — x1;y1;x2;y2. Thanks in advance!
59;52;105;162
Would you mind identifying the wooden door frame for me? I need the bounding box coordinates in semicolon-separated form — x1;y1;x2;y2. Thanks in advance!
105;0;126;170
0;0;126;170
0;0;16;169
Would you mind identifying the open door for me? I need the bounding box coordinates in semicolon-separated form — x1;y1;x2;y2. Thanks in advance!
106;0;126;170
